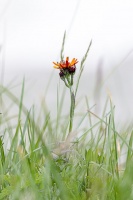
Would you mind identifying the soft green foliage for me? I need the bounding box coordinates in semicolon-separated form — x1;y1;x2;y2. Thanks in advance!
0;97;133;200
0;37;133;200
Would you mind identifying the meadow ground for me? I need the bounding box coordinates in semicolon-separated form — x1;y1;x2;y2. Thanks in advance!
0;36;133;200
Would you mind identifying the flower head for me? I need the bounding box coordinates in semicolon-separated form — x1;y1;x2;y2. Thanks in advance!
53;57;78;69
53;57;78;87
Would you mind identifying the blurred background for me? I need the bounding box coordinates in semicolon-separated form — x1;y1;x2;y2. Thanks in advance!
0;0;133;127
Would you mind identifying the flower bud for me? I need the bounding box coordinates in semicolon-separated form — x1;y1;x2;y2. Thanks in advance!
68;65;76;74
59;70;65;78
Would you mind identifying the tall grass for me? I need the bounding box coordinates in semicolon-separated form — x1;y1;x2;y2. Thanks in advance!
0;35;133;200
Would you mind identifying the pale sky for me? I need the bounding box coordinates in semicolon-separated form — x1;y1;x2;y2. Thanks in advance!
0;0;133;72
0;0;133;124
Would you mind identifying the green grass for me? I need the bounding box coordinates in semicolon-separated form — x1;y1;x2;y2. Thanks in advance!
0;38;133;200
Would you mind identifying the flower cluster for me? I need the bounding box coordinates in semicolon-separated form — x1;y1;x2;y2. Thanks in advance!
53;57;78;87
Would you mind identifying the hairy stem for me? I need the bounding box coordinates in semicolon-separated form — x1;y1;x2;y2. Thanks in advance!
69;86;75;132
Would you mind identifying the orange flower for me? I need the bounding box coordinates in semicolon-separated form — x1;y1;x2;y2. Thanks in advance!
53;57;78;69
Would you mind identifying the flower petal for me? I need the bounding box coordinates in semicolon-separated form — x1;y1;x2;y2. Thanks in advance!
70;58;77;66
66;57;69;61
53;62;60;67
53;65;60;69
66;57;69;67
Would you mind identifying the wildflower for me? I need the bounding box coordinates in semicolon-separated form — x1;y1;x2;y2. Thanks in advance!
53;57;78;87
53;57;78;69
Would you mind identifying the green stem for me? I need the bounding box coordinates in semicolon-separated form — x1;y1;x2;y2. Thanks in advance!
71;74;74;86
64;78;70;88
66;74;71;85
69;86;75;132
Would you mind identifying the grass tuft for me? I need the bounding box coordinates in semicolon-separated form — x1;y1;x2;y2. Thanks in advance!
0;35;133;200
